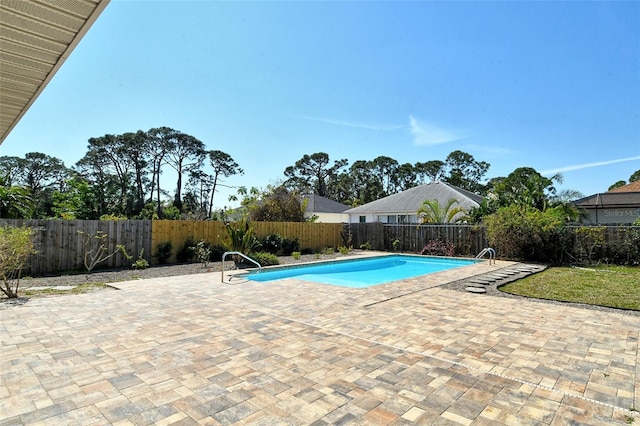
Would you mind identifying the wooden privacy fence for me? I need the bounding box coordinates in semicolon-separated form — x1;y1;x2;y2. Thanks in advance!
152;220;344;263
349;223;488;256
0;219;152;276
1;219;344;275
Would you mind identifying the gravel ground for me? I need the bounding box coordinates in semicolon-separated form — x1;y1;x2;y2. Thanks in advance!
12;253;344;290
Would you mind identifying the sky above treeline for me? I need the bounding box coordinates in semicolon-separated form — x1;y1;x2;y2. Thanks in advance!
2;0;639;209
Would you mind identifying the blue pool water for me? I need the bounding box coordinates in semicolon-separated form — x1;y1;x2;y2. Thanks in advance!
244;255;477;288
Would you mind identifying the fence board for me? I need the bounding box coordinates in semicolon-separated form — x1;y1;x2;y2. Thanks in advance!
0;219;152;276
4;219;632;275
150;220;344;262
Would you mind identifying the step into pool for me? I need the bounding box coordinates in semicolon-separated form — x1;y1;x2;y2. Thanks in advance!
243;255;479;288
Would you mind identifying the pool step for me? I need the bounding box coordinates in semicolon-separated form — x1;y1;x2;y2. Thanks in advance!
465;263;545;294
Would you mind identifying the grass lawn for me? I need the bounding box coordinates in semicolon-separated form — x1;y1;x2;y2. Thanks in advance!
500;265;640;311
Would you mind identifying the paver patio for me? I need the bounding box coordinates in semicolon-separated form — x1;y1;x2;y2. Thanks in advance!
1;259;639;425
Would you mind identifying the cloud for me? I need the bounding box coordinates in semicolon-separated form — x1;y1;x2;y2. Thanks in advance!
409;115;468;146
540;155;640;175
296;115;403;131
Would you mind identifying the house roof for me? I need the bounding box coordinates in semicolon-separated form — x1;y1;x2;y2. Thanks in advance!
0;0;110;143
344;182;482;214
608;180;640;193
303;194;351;214
573;191;640;208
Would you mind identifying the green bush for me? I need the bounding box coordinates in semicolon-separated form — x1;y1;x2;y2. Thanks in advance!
0;226;36;299
191;240;212;268
281;237;300;256
209;244;227;262
292;251;301;260
338;246;351;255
601;226;640;266
176;236;197;263
485;205;572;265
131;249;149;270
249;251;280;266
155;241;173;264
360;241;372;250
261;234;284;254
224;217;260;255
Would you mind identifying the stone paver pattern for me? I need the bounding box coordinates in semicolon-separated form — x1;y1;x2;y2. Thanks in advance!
1;257;639;425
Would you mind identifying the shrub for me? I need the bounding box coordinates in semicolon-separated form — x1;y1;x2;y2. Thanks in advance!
155;241;173;264
292;251;301;260
485;205;572;265
176;236;196;263
574;227;605;265
77;229;131;274
249;251;280;266
360;241;372;250
224;217;260;255
131;249;149;270
392;239;401;252
261;234;284;254
601;226;640;266
338;246;351;255
191;240;212;268
0;226;37;299
420;240;455;257
209;244;227;262
281;237;300;256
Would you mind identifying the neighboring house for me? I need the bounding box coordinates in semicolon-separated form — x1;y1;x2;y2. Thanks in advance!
344;182;482;224
303;194;351;223
573;181;640;225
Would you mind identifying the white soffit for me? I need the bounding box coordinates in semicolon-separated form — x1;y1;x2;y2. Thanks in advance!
0;0;110;144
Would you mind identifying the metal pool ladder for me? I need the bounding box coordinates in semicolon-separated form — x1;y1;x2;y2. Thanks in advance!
221;251;261;283
475;247;496;265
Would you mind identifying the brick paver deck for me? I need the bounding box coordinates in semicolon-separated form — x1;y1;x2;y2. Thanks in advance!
1;258;638;425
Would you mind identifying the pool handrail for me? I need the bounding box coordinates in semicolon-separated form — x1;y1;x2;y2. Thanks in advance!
475;247;496;265
221;251;261;283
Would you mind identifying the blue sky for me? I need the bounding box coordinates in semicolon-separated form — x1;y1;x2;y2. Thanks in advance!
2;0;639;209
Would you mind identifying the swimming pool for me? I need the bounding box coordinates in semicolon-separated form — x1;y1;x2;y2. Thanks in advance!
243;255;478;288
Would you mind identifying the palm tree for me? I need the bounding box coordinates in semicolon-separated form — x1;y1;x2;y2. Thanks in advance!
417;198;469;224
0;175;33;219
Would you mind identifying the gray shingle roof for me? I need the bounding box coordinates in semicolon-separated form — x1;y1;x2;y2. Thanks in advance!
303;194;351;213
573;192;640;208
344;182;482;214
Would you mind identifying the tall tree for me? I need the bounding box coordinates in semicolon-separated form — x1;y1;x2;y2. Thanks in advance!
207;150;243;217
493;167;559;211
392;163;417;192
249;185;306;222
119;131;151;214
370;156;399;195
164;132;206;212
443;150;489;194
51;176;98;219
75;147;119;216
85;135;134;215
284;152;347;197
147;127;178;215
414;160;445;183
12;152;69;217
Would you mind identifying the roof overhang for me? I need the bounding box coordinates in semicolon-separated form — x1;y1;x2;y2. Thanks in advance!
0;0;110;144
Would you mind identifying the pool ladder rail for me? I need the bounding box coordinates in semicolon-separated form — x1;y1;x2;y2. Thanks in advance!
221;251;262;283
475;247;496;265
